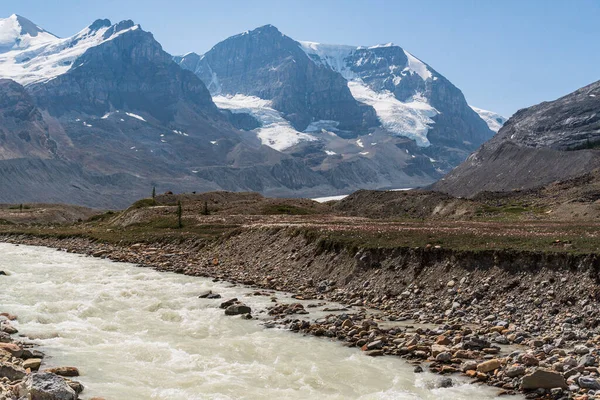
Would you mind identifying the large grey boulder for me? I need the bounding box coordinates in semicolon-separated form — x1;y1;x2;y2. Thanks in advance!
0;363;27;381
19;372;77;400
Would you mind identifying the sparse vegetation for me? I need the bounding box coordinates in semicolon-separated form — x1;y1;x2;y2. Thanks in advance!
131;198;156;209
0;189;598;254
261;204;313;215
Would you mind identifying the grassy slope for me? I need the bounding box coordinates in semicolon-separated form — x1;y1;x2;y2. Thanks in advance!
0;193;599;255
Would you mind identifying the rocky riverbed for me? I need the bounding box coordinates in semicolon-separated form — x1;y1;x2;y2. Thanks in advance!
3;229;600;399
0;312;90;400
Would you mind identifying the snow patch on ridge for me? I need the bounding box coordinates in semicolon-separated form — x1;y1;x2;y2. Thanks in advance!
404;50;432;81
125;112;146;122
0;16;140;86
298;41;357;80
470;106;507;133
348;81;436;147
213;94;316;151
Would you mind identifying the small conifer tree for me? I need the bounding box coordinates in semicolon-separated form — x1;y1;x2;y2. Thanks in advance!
177;200;183;228
202;201;209;216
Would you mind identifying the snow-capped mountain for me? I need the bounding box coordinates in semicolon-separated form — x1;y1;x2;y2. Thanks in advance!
176;26;496;176
470;106;507;132
0;15;505;207
0;16;333;207
0;15;140;86
300;42;438;147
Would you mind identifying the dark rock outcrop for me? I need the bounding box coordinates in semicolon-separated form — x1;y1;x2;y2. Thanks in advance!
433;80;600;197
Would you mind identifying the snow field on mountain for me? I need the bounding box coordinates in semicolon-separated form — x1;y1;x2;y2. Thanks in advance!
0;16;139;86
470;106;507;132
213;94;317;151
348;82;436;147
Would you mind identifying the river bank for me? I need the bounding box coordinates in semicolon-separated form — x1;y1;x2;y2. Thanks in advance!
3;228;600;399
0;313;87;400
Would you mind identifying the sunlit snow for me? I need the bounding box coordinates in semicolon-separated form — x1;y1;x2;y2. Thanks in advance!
348;81;436;147
304;120;341;133
0;16;140;86
299;41;436;146
470;106;507;133
0;14;57;52
213;94;316;151
125;112;146;122
404;50;432;81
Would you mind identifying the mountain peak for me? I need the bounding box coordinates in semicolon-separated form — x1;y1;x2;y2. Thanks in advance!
0;14;57;52
9;14;44;36
248;24;282;36
88;19;112;32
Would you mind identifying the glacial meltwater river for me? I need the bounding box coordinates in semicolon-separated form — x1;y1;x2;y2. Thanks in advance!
0;243;513;399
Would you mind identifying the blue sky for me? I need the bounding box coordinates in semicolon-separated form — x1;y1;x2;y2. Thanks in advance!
3;0;599;117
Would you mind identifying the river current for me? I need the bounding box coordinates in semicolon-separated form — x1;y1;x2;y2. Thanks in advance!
0;243;512;399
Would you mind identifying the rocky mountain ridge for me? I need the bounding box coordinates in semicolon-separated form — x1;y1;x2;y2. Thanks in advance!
177;26;498;175
433;80;600;197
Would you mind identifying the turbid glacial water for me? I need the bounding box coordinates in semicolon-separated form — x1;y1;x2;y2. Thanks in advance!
0;243;514;400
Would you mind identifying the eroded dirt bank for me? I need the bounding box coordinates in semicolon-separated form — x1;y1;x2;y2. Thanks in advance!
3;229;600;399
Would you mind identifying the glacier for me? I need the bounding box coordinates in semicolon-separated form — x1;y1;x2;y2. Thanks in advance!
299;41;437;147
213;94;317;151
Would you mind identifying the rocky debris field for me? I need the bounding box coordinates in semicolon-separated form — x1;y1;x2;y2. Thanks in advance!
4;226;600;399
0;310;93;400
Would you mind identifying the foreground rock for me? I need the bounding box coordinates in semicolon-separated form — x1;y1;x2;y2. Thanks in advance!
19;372;77;400
224;304;252;316
521;369;568;390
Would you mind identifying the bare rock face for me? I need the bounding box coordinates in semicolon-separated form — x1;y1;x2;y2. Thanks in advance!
19;372;77;400
433;80;600;197
177;25;378;133
496;80;600;150
0;79;57;160
28;20;218;123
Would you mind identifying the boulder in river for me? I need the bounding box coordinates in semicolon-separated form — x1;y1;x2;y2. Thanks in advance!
225;304;252;316
220;298;238;309
23;358;43;371
19;372;78;400
0;342;22;357
476;359;501;373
